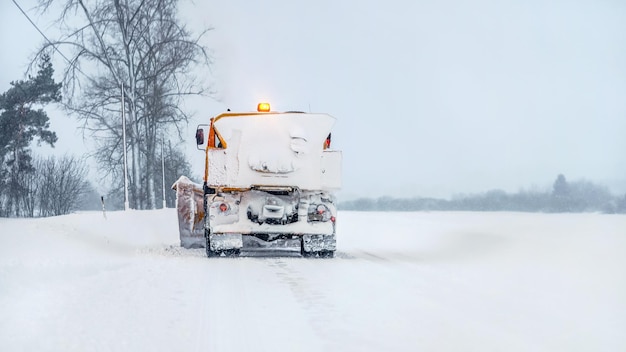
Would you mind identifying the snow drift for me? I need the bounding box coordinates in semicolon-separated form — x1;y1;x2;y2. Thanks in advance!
1;210;625;351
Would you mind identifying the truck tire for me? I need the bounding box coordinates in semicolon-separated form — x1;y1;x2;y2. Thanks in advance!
222;249;240;257
206;247;219;257
302;250;334;258
205;230;218;257
319;250;334;258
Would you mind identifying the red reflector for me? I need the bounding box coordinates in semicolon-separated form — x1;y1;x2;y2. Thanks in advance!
219;203;228;212
331;216;336;222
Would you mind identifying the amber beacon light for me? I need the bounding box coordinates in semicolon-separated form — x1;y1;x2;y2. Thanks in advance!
257;102;271;112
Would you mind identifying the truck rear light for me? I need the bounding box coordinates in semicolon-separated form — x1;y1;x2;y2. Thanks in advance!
219;203;228;212
308;204;331;222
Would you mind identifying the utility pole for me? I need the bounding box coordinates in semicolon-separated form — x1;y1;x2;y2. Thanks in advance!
122;83;130;211
161;137;166;209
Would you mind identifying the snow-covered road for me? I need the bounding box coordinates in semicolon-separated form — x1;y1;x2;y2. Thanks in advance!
1;210;625;351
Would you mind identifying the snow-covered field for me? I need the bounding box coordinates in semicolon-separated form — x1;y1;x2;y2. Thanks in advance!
1;210;624;351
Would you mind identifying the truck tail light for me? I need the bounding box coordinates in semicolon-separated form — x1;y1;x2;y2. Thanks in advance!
308;204;331;222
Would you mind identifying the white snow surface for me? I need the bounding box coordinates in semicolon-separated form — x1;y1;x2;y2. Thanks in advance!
1;210;625;351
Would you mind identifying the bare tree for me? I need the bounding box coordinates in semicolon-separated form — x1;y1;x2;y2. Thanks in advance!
38;155;89;216
35;0;212;209
0;168;7;217
19;161;41;217
76;181;102;211
154;140;193;208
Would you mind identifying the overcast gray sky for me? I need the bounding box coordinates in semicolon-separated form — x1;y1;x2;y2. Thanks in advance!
2;0;625;199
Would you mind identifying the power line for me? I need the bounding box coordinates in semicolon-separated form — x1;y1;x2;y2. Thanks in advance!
12;0;91;81
12;0;130;211
12;0;72;65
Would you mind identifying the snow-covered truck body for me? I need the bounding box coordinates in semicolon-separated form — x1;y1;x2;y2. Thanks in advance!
174;104;341;257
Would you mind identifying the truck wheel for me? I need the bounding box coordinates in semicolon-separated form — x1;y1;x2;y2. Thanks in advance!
222;249;240;257
302;250;334;258
205;232;218;257
319;250;334;258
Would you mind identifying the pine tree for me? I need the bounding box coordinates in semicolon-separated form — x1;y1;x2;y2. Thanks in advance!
551;174;571;212
0;54;61;216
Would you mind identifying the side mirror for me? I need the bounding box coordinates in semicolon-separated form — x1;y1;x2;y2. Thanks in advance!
195;129;204;145
195;125;209;150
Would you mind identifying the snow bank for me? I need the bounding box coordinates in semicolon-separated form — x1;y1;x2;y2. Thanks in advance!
0;210;624;351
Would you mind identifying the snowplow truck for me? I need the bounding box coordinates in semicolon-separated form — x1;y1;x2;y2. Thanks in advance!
173;103;342;257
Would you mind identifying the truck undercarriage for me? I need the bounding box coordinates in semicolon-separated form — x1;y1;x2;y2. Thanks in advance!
205;187;336;257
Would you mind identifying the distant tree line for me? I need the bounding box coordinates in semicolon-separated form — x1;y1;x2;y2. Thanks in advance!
1;0;206;216
0;53;193;217
0;54;95;217
0;155;97;217
339;174;626;214
102;139;193;211
34;0;212;210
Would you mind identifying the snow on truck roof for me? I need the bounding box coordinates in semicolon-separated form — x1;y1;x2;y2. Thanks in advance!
204;109;341;190
211;111;336;148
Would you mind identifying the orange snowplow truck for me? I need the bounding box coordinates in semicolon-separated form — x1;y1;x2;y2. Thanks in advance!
173;103;342;257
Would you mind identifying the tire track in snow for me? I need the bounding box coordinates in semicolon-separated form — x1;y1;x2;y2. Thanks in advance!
192;260;255;351
193;264;212;352
264;257;347;347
